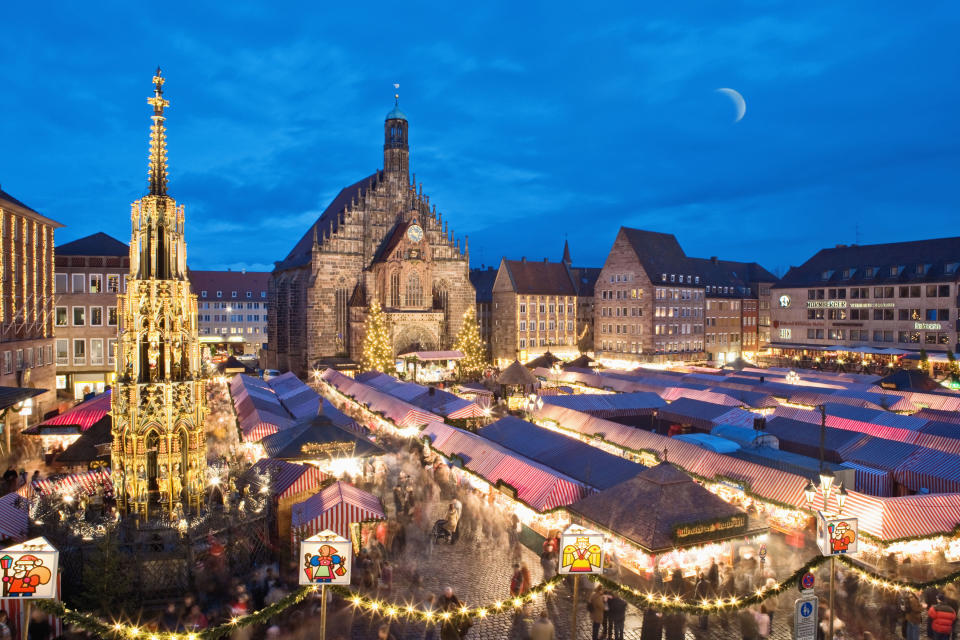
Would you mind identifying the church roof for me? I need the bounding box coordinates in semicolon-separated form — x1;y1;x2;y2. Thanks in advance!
276;172;379;272
372;219;413;264
57;232;129;257
470;267;497;303
386;104;407;121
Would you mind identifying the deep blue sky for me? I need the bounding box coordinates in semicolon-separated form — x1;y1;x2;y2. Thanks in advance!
2;3;958;274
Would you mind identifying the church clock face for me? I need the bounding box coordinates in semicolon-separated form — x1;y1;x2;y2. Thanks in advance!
406;224;424;243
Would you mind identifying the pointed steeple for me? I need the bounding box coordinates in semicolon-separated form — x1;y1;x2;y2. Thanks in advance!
146;67;170;196
562;238;572;266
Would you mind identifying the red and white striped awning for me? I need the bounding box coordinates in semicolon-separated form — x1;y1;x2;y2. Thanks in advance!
0;493;29;541
447;403;486;419
33;468;112;496
245;458;327;501
33;392;112;433
291;481;385;540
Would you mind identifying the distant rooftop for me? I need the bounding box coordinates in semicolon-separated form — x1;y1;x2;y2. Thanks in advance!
57;232;129;257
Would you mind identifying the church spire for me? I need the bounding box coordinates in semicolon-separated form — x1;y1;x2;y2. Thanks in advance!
562;238;572;265
146;67;170;196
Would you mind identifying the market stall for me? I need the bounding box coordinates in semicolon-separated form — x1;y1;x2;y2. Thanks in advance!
396;350;464;383
259;414;384;476
290;481;386;551
23;392;112;458
242;458;328;542
567;462;768;579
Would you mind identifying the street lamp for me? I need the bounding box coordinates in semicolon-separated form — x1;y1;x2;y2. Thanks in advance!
836;483;847;513
804;481;817;506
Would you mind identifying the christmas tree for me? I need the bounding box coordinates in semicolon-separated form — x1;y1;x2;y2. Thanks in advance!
453;305;488;379
361;299;394;373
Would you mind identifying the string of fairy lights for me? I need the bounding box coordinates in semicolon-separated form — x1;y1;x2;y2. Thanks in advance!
29;554;960;640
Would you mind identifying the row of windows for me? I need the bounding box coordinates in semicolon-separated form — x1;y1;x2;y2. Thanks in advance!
600;307;643;317
599;340;643;353
599;289;643;300
1;346;53;374
518;321;575;332
600;324;641;335
706;300;741;311
55;273;123;294
654;307;702;318
802;328;953;345
655;288;702;301
201;327;265;335
200;290;267;299
200;314;264;323
808;285;952;300
651;341;704;353
809;308;952;322
518;337;575;348
200;302;265;310
705;334;740;345
54;338;114;367
517;303;574;315
654;323;702;335
55;306;117;327
660;273;700;285
820;264;959;280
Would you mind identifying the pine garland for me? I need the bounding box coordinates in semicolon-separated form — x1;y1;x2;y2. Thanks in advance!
31;552;960;638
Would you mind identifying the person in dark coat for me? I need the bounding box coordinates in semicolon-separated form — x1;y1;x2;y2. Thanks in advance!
640;608;662;640
662;612;685;640
607;594;627;640
439;586;464;640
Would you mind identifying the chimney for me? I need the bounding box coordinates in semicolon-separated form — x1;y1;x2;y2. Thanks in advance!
521;257;526;263
710;256;718;264
543;257;548;262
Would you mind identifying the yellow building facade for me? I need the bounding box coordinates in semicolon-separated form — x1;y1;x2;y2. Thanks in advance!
111;70;207;517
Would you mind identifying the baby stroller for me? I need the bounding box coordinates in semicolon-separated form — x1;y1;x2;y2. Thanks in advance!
431;519;454;545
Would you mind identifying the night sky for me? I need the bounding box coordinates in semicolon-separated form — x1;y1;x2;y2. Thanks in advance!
2;3;958;275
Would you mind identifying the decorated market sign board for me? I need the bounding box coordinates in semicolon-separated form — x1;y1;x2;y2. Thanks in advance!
817;514;858;556
559;524;605;575
1;537;58;599
671;513;748;545
793;595;818;640
299;530;352;585
300;442;356;457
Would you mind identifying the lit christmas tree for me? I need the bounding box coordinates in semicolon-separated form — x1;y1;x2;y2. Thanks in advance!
453;306;488;379
361;299;394;373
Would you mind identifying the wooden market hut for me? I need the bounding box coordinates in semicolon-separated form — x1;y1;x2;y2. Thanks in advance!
496;360;539;396
525;351;561;370
259;414;384;463
241;458;328;543
567;462;767;579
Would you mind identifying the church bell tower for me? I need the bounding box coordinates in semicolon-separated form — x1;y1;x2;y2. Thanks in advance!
383;89;409;188
111;69;207;518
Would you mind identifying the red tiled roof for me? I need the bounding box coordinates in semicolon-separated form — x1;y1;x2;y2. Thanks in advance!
503;259;576;295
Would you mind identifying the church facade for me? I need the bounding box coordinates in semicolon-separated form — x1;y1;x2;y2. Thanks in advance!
266;99;474;375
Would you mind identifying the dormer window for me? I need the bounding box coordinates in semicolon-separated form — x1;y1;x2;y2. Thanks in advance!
890;266;899;276
841;269;851;279
695;276;700;284
661;273;667;282
821;270;834;281
947;263;960;274
670;274;675;283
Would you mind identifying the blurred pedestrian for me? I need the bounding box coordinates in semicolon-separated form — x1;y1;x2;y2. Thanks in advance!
588;584;605;640
607;594;627;640
640;608;662;640
530;613;555;640
928;594;956;640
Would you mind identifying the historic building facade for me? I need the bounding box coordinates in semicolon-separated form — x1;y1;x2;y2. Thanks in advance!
489;243;598;365
770;237;960;355
593;227;774;365
266;98;474;375
54;232;129;400
0;187;62;417
111;71;207;516
190;270;269;356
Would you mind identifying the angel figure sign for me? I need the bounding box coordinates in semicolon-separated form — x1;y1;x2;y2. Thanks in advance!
299;530;352;585
559;524;604;575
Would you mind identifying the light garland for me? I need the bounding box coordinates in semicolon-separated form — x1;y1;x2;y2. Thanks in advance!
35;552;960;638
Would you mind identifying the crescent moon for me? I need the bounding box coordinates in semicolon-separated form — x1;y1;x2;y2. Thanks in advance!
716;88;746;122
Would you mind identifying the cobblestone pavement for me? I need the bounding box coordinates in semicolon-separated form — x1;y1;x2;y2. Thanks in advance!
327;528;817;640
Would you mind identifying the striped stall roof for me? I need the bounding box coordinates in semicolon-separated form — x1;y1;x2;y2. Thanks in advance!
836;437;920;472
672;433;741;454
840;462;894;497
897;391;960;412
244;458;326;501
539;400;960;540
421;421;588;511
915;422;960;456
894;449;960;495
33;468;112;496
0;493;29;541
291;481;385;540
914;408;960;425
763;418;868;463
36;392;112;432
660;387;742;406
231;374;296;442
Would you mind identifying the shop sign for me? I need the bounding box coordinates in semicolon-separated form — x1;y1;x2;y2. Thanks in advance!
299;530;352;585
558;524;605;575
1;537;58;599
778;294;791;308
914;322;941;330
849;302;894;309
806;300;847;309
672;513;747;544
817;514;858;556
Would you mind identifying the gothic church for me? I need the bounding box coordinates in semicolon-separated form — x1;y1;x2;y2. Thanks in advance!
266;98;474;375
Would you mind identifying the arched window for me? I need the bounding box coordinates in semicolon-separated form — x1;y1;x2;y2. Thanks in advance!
405;272;422;308
390;272;401;307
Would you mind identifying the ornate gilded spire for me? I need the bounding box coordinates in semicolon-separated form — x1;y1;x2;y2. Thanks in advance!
147;67;170;196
